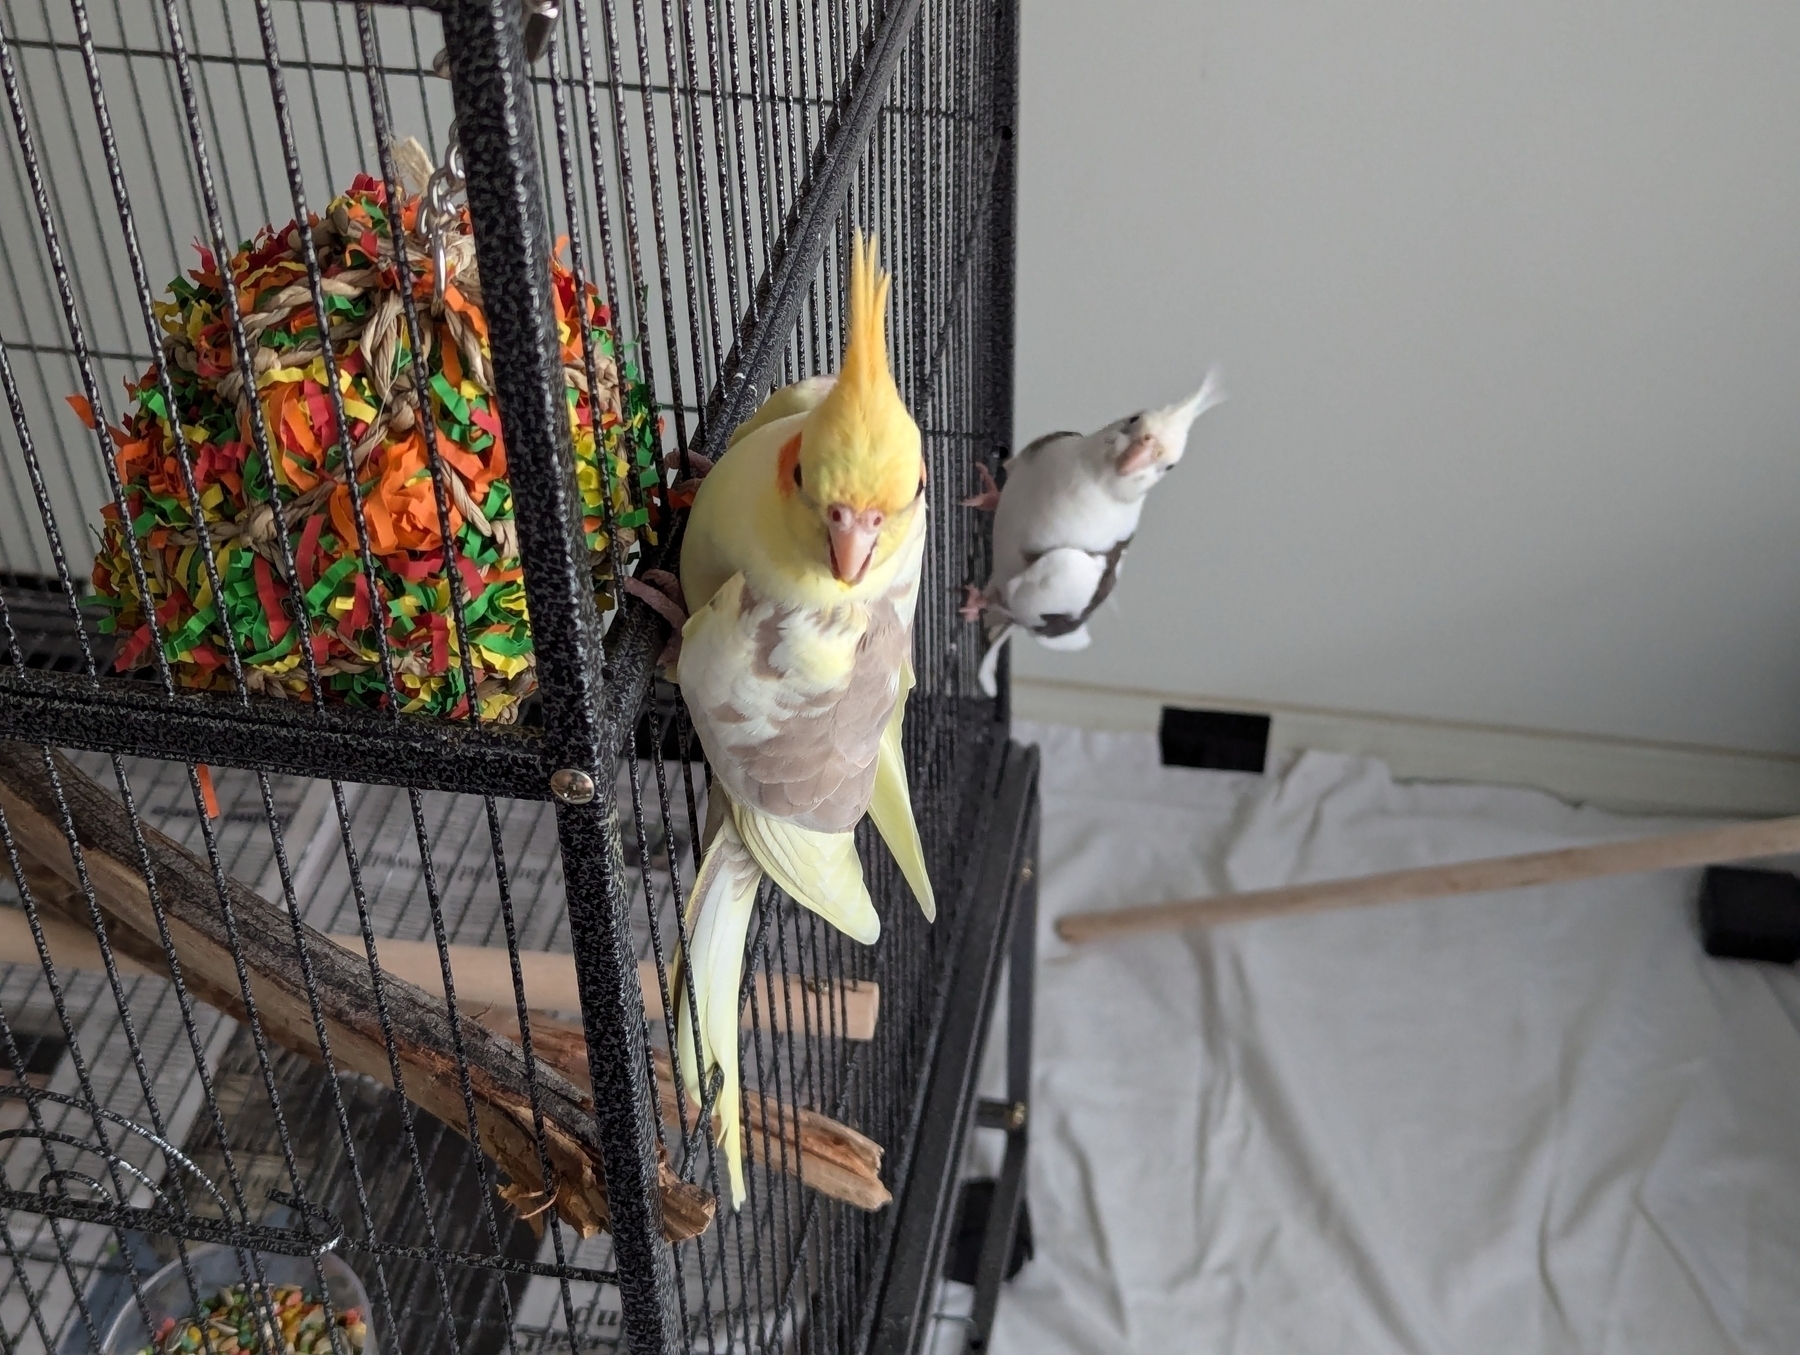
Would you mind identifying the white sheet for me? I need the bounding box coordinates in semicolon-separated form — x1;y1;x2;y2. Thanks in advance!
977;721;1800;1355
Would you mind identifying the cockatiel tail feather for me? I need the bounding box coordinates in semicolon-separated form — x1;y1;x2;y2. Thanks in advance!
674;811;762;1207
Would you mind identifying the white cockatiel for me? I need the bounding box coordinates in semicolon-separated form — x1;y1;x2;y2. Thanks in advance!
961;372;1225;695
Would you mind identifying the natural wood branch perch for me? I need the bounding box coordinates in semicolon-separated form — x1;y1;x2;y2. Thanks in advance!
1056;813;1800;944
526;1016;890;1211
357;939;880;1042
0;742;715;1242
0;912;891;1211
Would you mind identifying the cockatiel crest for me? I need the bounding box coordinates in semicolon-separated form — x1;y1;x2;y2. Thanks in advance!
773;234;925;587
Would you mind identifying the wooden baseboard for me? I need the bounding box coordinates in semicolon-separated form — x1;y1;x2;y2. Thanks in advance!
1010;677;1800;819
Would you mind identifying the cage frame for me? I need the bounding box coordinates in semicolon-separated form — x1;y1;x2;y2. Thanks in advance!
0;0;1031;1349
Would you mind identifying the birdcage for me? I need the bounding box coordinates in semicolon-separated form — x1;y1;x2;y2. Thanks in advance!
0;2;1036;1353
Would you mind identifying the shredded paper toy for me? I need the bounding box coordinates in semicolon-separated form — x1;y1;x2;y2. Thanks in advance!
85;166;658;722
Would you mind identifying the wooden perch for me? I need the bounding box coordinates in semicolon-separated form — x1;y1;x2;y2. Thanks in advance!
0;742;715;1242
0;760;890;1213
1056;812;1800;945
526;1016;890;1211
356;939;880;1042
0;912;876;1040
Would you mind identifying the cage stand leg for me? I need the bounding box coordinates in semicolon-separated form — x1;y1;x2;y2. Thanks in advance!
864;742;1039;1354
964;842;1036;1351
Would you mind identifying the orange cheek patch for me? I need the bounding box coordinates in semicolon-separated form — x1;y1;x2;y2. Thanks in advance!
777;433;802;498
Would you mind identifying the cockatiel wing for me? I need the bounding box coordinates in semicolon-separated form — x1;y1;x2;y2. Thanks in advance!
1001;546;1109;634
867;655;934;920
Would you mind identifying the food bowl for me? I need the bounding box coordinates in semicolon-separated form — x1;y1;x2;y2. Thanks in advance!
99;1245;375;1355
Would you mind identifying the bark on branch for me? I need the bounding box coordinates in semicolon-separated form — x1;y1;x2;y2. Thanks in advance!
0;742;715;1242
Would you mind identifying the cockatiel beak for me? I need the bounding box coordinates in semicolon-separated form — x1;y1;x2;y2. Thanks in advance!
1115;369;1227;477
827;503;885;584
1114;435;1163;476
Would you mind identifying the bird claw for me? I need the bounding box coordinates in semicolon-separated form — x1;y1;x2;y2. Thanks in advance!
662;449;715;480
660;451;715;512
961;463;1001;512
623;569;688;668
959;584;989;624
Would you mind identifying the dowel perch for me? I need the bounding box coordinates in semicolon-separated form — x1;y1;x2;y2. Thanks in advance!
1056;813;1800;945
0;741;716;1242
0;878;877;1039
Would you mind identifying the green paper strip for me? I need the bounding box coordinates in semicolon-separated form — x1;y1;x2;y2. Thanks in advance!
244;628;297;665
430;371;470;424
304;555;360;611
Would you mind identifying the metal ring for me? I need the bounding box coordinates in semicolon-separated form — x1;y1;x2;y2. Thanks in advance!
432;224;449;310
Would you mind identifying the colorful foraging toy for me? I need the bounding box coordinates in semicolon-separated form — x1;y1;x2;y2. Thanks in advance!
86;161;659;722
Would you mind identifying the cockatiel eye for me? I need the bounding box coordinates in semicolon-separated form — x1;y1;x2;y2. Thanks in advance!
793;462;804;489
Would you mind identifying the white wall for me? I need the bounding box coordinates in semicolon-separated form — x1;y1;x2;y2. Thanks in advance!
1013;1;1800;756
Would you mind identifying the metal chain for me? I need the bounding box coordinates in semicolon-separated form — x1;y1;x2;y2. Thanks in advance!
420;122;466;310
423;2;559;307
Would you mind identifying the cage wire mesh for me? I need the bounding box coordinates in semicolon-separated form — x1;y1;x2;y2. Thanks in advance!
0;0;1024;1352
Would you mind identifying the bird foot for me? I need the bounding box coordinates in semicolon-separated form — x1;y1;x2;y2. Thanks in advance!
662;451;715;511
663;449;715;480
623;569;688;668
959;584;989;624
961;463;1001;512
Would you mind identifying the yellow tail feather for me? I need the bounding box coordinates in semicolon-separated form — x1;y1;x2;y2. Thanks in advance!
674;800;763;1208
730;799;880;945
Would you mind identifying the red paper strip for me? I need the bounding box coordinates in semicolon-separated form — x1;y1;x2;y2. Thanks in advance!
298;514;325;589
254;554;290;644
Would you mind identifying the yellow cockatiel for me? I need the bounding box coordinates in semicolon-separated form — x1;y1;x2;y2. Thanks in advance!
672;234;933;1205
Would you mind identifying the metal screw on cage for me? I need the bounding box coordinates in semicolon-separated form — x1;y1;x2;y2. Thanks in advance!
548;768;597;805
